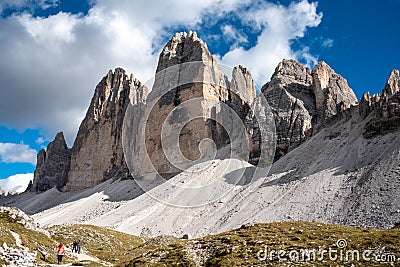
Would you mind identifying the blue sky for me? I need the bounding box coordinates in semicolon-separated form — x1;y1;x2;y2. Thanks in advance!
0;0;398;191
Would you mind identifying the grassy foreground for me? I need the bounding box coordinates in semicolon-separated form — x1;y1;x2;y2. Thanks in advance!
1;209;399;266
49;224;143;264
122;221;400;266
0;210;59;264
0;209;144;266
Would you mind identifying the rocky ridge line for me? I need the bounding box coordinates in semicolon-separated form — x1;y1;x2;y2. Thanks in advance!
29;32;397;192
360;69;400;137
262;59;358;159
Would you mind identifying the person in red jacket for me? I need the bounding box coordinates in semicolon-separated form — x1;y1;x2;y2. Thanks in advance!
56;242;65;264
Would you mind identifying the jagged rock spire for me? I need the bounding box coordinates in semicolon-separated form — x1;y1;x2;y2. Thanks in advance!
64;68;145;191
31;32;260;191
31;132;70;192
361;69;400;137
129;31;258;178
262;59;358;159
312;61;358;123
156;31;211;73
383;69;400;97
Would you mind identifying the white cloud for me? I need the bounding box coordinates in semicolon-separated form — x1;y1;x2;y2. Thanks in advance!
17;12;78;43
0;0;59;14
0;0;30;13
0;0;248;144
0;173;33;193
322;38;334;48
0;143;37;164
220;0;322;85
0;0;322;144
293;46;318;67
221;25;248;49
35;137;45;145
36;0;59;10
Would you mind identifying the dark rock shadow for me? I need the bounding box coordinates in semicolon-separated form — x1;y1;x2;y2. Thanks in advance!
223;166;256;185
223;165;273;186
261;169;298;187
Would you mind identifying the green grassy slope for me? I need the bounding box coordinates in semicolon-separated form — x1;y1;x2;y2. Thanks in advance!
1;208;399;267
122;221;400;267
50;224;144;264
0;210;60;264
0;209;143;266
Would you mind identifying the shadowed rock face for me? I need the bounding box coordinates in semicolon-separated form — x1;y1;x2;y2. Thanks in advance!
361;69;400;138
312;61;358;125
128;32;258;178
262;60;315;160
262;59;358;160
156;31;210;73
31;132;70;192
64;68;146;191
30;32;394;192
134;32;226;177
37;31;258;190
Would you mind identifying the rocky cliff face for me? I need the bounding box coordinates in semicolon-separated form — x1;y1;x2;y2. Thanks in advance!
33;31;256;191
64;68;145;190
31;132;70;192
262;60;315;159
128;31;258;178
262;59;358;159
31;32;395;192
360;69;400;137
312;62;358;124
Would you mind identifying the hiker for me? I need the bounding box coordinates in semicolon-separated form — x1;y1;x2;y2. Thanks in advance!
72;240;77;253
56;242;65;264
77;240;82;254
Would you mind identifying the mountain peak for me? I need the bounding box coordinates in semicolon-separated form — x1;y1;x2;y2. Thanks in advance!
314;60;329;68
361;69;400;137
272;59;312;84
54;131;66;142
31;131;70;192
156;31;211;73
171;31;202;43
263;59;358;159
65;67;143;190
312;60;357;122
383;69;400;96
